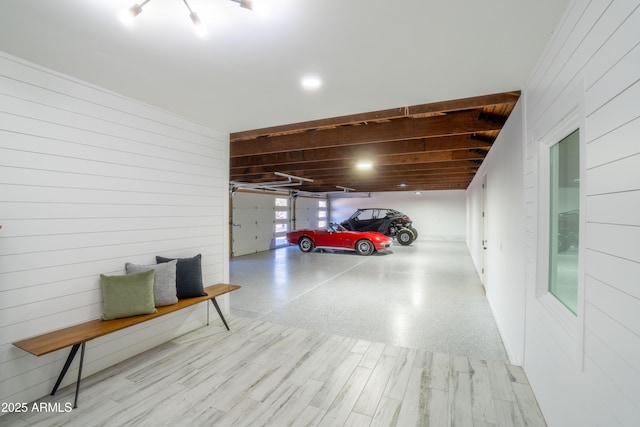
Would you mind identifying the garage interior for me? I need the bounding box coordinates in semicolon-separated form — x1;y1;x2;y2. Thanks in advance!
2;1;639;426
227;92;522;363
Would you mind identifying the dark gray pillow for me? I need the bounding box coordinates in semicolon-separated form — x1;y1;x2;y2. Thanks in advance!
125;260;178;307
156;254;206;299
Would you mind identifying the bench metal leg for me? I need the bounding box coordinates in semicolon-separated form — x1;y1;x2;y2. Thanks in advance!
73;342;86;408
50;342;86;408
211;298;230;330
51;343;80;396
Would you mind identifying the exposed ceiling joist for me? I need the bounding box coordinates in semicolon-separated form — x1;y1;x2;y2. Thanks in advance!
230;91;520;193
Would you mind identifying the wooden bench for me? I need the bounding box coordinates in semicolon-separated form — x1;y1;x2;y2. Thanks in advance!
13;283;240;408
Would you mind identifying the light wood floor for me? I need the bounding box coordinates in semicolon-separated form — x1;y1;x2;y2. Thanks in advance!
2;317;546;427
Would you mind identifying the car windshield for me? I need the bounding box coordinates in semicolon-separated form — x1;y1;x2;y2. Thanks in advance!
328;223;347;232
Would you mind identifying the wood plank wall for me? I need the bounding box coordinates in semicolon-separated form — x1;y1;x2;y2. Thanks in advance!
0;53;229;406
524;1;640;425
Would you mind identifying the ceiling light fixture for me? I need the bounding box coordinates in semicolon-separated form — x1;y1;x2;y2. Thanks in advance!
121;0;264;35
232;0;270;16
301;76;322;91
182;0;207;37
237;0;253;9
356;161;373;170
120;0;150;24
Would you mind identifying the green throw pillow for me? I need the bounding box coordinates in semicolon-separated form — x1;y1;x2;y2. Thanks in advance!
100;270;157;320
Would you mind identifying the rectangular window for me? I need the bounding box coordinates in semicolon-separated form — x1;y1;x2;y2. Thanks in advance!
274;197;289;247
548;129;580;315
318;200;327;229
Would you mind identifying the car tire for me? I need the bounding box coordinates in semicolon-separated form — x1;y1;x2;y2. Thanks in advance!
409;227;418;240
355;239;374;256
299;236;315;252
397;228;415;246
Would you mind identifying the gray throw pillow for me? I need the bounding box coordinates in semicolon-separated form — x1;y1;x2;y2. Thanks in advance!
125;260;178;306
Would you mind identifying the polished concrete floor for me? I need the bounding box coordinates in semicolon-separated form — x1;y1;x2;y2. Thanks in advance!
230;240;509;363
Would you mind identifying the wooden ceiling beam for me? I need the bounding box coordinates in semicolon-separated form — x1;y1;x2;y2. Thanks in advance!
230;156;485;178
230;110;502;157
230;134;493;168
231;148;486;171
310;176;475;189
231;162;480;182
299;179;472;192
290;168;477;182
230;91;520;142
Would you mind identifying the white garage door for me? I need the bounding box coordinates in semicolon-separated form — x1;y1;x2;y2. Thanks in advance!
294;197;327;230
231;192;291;256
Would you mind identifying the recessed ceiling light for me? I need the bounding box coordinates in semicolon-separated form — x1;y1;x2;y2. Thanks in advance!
301;76;322;90
356;161;373;170
398;182;408;187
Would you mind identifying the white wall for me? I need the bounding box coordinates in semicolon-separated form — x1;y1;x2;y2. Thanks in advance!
523;1;640;425
466;99;526;365
330;190;466;241
0;53;229;407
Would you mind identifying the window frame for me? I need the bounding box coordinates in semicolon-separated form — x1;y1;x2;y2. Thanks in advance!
548;129;580;315
318;199;327;228
535;105;586;369
274;197;290;247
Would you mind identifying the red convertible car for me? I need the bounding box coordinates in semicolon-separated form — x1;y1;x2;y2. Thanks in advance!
286;223;393;255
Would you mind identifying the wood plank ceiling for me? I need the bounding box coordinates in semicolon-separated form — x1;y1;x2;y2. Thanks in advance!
230;91;520;193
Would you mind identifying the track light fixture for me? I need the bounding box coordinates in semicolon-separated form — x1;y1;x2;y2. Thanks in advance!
231;0;269;16
121;0;151;23
181;0;206;36
234;0;254;10
122;0;267;35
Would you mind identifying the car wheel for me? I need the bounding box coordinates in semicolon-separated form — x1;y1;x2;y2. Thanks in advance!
409;227;418;240
355;239;374;256
299;236;315;252
397;228;414;246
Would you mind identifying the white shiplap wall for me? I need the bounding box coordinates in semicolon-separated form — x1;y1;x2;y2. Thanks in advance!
466;99;527;365
524;1;640;425
0;52;229;406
